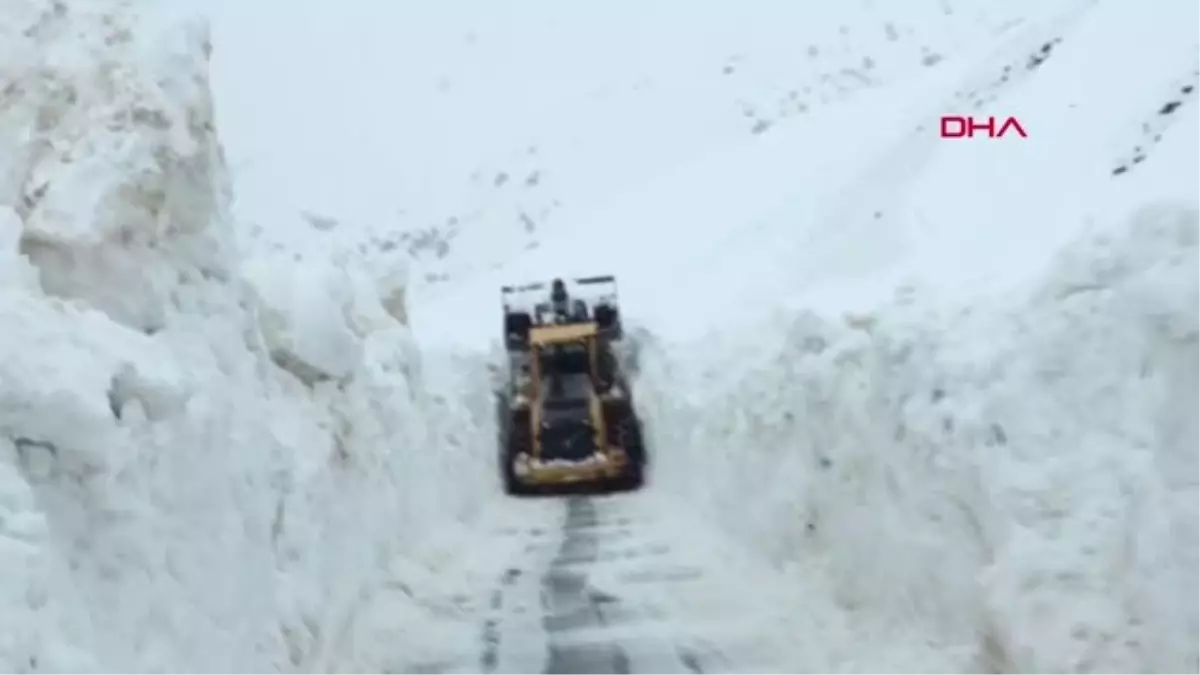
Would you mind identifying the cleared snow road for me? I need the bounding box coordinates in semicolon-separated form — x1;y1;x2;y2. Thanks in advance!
435;493;775;675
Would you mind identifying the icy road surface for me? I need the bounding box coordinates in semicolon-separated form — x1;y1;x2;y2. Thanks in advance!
453;494;798;675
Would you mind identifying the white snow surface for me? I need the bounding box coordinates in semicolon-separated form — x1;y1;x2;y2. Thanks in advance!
397;0;1194;670
0;1;505;672
2;0;1196;672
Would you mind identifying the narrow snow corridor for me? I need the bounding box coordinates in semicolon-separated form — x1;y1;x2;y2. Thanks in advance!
1;0;1195;672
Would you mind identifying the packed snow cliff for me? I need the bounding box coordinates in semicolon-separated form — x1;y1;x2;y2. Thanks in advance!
637;201;1199;672
0;1;497;671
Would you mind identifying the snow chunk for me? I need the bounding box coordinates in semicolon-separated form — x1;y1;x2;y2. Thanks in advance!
0;206;39;290
243;251;364;385
242;249;413;386
0;294;190;460
1;0;234;333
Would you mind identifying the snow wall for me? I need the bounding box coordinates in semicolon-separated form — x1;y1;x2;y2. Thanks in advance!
0;1;498;671
636;202;1198;672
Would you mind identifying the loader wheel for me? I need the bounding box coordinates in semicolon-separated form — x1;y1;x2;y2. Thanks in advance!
616;416;646;467
501;445;536;497
504;311;533;350
594;303;621;337
500;406;534;497
616;458;644;492
613;417;646;492
503;465;532;496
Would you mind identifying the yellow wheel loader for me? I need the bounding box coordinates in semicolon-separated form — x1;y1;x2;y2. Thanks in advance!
495;276;645;496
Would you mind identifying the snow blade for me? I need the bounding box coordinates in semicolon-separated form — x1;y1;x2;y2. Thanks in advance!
501;276;623;350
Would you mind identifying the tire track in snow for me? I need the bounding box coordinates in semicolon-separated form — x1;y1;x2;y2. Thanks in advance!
479;496;736;674
542;498;632;674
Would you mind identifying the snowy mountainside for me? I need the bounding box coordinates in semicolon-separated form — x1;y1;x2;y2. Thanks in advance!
627;0;1198;671
207;0;1081;306
403;0;1145;345
0;1;499;671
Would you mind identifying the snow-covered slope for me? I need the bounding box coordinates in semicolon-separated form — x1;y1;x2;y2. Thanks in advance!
0;1;501;671
206;0;1089;328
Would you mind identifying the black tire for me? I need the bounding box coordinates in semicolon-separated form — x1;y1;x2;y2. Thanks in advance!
605;459;643;493
500;437;534;497
499;402;535;497
503;465;531;496
596;349;618;392
616;414;646;468
504;311;533;350
611;411;645;492
495;392;511;482
594;303;622;339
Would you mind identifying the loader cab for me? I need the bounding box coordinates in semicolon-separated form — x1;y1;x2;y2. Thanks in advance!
541;371;593;418
540;338;590;377
527;323;606;398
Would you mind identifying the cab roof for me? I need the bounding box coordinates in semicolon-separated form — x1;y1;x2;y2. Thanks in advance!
528;322;597;346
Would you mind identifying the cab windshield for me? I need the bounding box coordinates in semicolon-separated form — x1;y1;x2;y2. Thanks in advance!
537;339;594;410
536;338;591;376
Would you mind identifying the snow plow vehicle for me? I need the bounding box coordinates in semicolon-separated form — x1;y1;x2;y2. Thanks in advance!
495;276;646;496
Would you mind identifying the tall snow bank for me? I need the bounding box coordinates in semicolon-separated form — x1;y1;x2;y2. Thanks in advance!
2;0;235;334
636;201;1198;672
0;1;497;671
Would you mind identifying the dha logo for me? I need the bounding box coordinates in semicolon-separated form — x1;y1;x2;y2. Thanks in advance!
940;115;1028;139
